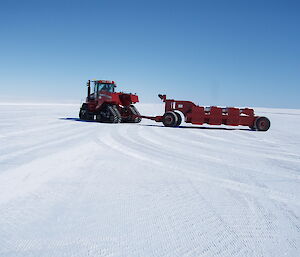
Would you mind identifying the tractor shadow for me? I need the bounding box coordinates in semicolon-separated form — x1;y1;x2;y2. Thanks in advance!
59;118;95;123
139;124;252;131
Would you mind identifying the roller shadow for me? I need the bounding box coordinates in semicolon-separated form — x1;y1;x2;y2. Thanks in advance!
138;124;252;131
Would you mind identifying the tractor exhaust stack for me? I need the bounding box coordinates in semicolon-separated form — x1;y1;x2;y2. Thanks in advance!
87;80;91;100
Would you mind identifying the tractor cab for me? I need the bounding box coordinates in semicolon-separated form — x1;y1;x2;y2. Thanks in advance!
88;80;116;100
93;80;116;94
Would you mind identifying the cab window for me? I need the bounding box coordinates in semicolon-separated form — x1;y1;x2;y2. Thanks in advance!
99;84;114;93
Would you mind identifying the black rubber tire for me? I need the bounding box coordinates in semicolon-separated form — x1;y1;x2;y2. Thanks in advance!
95;113;102;122
255;117;271;131
79;109;86;119
121;105;141;123
111;105;122;123
95;105;120;123
79;104;94;121
106;105;120;123
174;112;182;127
129;105;141;123
162;111;178;127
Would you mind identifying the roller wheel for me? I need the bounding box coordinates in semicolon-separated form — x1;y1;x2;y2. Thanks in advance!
174;112;182;127
162;111;178;127
255;117;270;131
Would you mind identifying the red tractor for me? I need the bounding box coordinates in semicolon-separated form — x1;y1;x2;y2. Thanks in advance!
79;80;141;123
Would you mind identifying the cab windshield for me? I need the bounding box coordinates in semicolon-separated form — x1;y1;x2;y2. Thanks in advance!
98;83;115;93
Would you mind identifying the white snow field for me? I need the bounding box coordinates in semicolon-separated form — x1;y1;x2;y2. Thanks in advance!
0;103;299;257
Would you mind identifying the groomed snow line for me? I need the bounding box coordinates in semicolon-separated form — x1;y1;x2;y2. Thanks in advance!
0;103;299;257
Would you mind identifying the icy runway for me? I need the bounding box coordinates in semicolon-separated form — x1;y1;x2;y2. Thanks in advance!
0;103;299;257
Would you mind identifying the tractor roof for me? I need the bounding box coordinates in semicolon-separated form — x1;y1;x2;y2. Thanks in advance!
92;80;115;84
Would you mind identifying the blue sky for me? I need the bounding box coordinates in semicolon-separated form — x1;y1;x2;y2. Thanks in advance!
0;0;299;108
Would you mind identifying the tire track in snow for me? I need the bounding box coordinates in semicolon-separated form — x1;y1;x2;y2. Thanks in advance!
137;125;300;255
141;123;292;159
139;124;300;182
0;121;69;139
0;124;95;171
95;127;253;256
135;124;300;194
95;125;299;211
113;125;298;206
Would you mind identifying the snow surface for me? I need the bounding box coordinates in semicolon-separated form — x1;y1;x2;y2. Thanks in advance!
0;103;299;257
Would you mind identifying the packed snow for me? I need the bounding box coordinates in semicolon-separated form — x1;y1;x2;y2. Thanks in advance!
0;103;299;257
